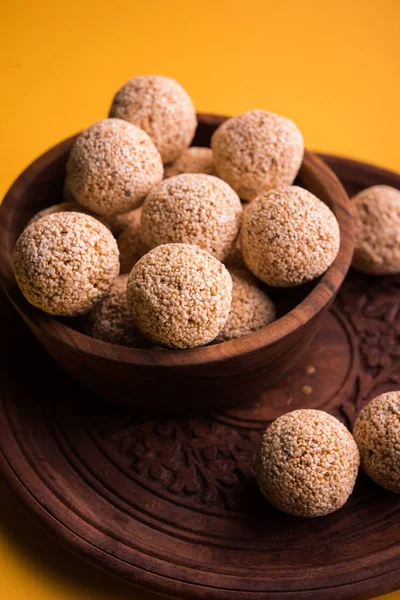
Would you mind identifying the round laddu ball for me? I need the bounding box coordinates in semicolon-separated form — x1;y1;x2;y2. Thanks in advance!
353;392;400;492
141;174;243;261
241;186;340;287
13;212;120;317
83;275;145;347
117;208;150;274
211;109;304;201
164;147;213;178
351;185;400;275
26;201;113;232
109;75;197;164
216;269;276;342
255;409;360;517
65;118;163;217
127;243;232;349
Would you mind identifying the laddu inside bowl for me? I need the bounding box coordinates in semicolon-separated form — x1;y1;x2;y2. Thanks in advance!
0;114;354;413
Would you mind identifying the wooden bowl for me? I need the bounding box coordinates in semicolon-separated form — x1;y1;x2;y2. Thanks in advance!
0;114;354;413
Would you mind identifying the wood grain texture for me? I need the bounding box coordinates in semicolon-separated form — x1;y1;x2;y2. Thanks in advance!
0;158;400;600
0;157;399;600
0;115;354;413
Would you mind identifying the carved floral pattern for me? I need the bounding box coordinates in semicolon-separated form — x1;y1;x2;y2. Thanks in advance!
97;416;261;509
338;272;400;417
95;271;400;510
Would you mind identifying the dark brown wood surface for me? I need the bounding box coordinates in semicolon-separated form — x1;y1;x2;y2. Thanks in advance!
0;156;400;599
0;114;354;412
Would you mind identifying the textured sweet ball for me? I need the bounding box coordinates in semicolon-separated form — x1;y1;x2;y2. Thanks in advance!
117;207;150;274
141;174;242;261
83;275;144;347
13;212;119;317
353;392;400;492
211;109;304;201
241;186;340;287
109;75;197;164
26;201;112;231
127;243;232;349
164;147;213;178
216;269;276;342
351;185;400;275
66;118;163;217
255;409;360;517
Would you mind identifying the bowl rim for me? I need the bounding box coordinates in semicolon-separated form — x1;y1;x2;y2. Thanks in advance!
0;113;354;367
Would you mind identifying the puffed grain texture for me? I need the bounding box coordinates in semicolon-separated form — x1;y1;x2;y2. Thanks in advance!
27;201;113;232
83;275;144;346
109;75;197;164
117;207;150;273
255;409;360;517
141;174;242;261
66;118;163;217
351;185;400;275
216;269;276;341
127;243;232;349
241;186;340;287
353;392;400;492
211;110;304;201
164;147;213;178
13;212;120;316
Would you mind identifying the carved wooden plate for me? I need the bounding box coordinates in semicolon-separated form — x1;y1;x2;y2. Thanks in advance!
0;156;400;600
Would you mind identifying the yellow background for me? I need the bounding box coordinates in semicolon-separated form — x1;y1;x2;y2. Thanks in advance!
0;0;399;599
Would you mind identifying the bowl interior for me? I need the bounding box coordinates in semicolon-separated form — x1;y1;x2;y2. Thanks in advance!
0;113;354;366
